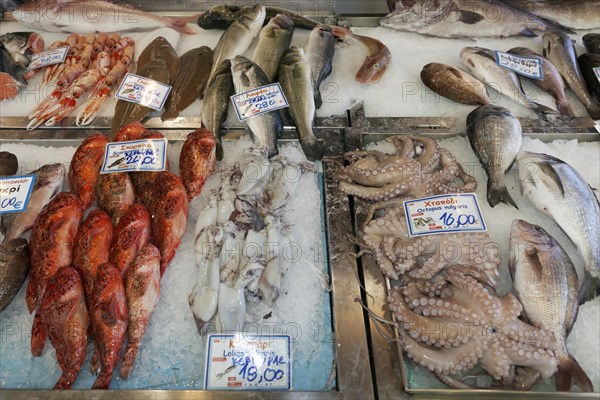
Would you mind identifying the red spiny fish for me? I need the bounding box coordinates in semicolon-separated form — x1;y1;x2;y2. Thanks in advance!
109;203;151;276
68;134;108;210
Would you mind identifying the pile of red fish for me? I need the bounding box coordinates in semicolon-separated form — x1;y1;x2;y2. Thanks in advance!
26;122;216;389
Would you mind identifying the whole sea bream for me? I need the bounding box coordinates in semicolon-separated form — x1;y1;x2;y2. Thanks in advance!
510;220;594;392
231;55;281;158
252;14;294;82
508;47;574;117
518;152;600;303
379;0;573;38
279;47;325;161
543;31;600;120
209;5;266;82
0;238;29;312
467;105;522;209
1;163;65;241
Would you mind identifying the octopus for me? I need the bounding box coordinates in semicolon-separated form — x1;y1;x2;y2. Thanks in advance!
338;136;477;222
361;207;500;283
388;267;559;386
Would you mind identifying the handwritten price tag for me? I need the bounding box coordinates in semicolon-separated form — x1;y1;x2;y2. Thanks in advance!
100;139;168;174
205;334;291;391
0;175;36;215
28;46;69;70
403;194;487;237
115;73;172;111
495;51;543;80
232;83;289;122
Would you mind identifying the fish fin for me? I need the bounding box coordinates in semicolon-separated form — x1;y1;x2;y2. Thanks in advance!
579;273;600;304
386;0;397;13
519;28;537;37
538;162;565;196
487;184;518;209
555;356;594;392
449;34;476;41
456;10;484;25
31;313;46;357
161;106;178;121
314;90;323;109
533;101;559;115
99;297;121;326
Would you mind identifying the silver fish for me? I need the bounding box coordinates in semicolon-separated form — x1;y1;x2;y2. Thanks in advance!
502;0;600;30
508;47;574;117
0;31;43;68
510;219;593;392
252;14;294;82
201;59;233;161
467;105;522;209
304;25;335;109
231;55;281;158
278;47;325;161
543;31;600;120
517;152;600;303
11;0;197;34
209;4;266;82
0;238;29;312
461;47;556;118
380;0;573;39
1;163;65;241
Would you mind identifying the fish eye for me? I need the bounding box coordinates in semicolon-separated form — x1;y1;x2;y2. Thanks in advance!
534;225;544;233
373;63;379;69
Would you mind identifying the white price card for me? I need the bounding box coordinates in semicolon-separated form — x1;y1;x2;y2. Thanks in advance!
100;139;167;174
115;73;172;111
403;194;487;237
205;334;291;391
231;83;289;122
594;67;600;83
495;51;543;80
0;175;36;215
28;46;69;70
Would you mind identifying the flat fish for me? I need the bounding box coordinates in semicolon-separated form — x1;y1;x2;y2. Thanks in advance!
136;36;180;83
0;151;18;176
111;58;170;134
162;46;213;121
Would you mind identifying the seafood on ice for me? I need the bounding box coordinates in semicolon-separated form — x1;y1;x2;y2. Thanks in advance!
189;149;316;333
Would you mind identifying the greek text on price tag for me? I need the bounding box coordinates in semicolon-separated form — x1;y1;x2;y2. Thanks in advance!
115;73;172;111
100;139;167;174
231;83;289;122
205;334;291;391
495;51;543;80
0;175;36;215
403;194;487;237
28;46;69;70
594;67;600;83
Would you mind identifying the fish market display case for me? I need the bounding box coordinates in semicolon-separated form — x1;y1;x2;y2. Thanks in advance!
1;2;600;399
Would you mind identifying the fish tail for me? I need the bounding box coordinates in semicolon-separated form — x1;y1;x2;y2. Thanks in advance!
579;272;600;304
119;341;140;379
165;15;200;34
556;97;575;117
314;90;323;109
161;107;178;121
555;356;594;392
54;371;78;389
487;184;518;209
299;138;325;162
31;313;46;357
532;101;559;116
586;100;600;120
92;372;113;390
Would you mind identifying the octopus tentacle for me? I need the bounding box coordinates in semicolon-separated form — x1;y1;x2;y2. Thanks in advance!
408;136;440;175
501;337;558;379
403;335;484;376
